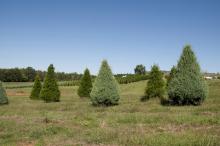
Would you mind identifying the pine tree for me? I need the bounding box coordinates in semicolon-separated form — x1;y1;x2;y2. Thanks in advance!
30;75;42;100
168;45;208;105
77;68;93;97
90;60;120;106
142;65;165;101
0;81;8;105
167;66;177;86
40;64;60;102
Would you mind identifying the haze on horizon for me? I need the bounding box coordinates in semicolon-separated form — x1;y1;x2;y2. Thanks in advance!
0;0;220;74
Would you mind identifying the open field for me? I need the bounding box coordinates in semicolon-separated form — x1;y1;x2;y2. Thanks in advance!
0;80;220;146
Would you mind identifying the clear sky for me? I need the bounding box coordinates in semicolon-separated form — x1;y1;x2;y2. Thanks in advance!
0;0;219;74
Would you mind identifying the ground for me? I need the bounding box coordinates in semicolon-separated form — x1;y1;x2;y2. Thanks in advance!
0;80;220;146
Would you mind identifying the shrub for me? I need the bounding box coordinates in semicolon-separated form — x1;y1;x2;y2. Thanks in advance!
116;74;149;84
77;68;93;97
90;60;120;106
30;75;42;100
142;65;165;101
40;64;60;102
168;45;208;105
0;81;8;105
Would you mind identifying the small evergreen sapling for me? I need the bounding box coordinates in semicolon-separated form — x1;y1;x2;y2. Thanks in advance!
77;68;93;97
30;75;42;100
40;64;60;102
142;65;165;101
0;81;8;105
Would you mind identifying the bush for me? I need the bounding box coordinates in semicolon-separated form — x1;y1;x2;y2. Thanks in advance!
90;60;120;106
116;74;149;84
40;64;60;102
142;65;165;101
30;75;42;100
168;45;208;105
0;81;8;105
77;68;93;97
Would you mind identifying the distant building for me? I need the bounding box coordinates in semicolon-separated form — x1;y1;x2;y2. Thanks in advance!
204;76;213;80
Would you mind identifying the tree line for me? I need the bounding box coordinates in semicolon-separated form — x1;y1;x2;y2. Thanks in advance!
0;67;83;82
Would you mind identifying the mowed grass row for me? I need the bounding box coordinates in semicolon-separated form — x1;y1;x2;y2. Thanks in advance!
0;80;220;146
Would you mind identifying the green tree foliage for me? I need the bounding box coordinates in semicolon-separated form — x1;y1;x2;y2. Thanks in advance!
40;64;60;102
29;75;42;100
24;67;36;81
0;81;8;105
134;64;146;75
168;45;208;105
77;68;93;97
116;74;149;84
167;66;177;86
142;65;165;101
90;60;120;106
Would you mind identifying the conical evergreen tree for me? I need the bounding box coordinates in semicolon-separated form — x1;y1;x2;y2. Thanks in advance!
90;60;120;106
77;68;93;97
168;45;208;105
0;81;8;105
30;75;42;100
40;64;60;102
142;65;165;101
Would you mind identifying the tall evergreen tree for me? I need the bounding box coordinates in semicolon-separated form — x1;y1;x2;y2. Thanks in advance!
0;81;8;105
40;64;60;102
90;60;120;106
30;75;42;100
77;68;93;97
168;45;208;105
142;65;165;101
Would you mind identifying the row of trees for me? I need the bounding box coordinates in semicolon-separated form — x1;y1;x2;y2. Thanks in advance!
1;45;208;106
77;45;207;106
142;45;208;105
30;65;60;102
0;67;83;82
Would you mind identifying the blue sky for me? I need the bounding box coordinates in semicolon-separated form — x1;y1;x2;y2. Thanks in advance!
0;0;219;74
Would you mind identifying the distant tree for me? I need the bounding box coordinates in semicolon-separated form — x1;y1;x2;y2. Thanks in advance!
0;81;8;105
40;64;60;102
77;68;93;97
90;60;120;106
24;67;36;82
142;65;165;101
168;45;208;105
134;64;146;75
30;75;42;100
167;66;177;86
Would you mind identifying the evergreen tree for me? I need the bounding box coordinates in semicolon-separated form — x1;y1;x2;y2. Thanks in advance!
142;65;165;101
0;81;8;105
90;60;120;106
30;75;42;100
77;68;93;97
40;64;60;102
167;66;177;86
168;45;208;105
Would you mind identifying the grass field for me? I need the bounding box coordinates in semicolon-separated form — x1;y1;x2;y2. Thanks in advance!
0;80;220;146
